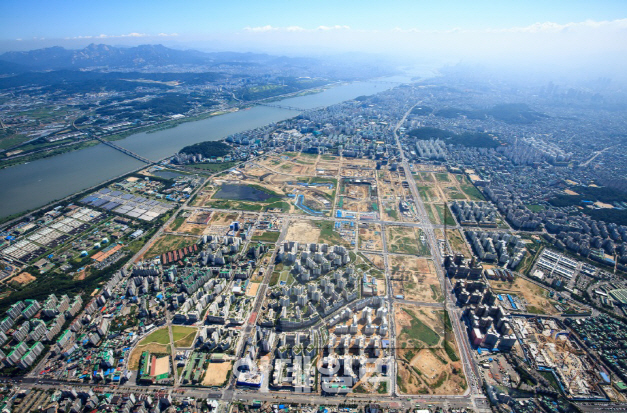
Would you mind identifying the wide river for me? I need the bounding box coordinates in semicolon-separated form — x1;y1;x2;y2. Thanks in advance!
0;75;421;219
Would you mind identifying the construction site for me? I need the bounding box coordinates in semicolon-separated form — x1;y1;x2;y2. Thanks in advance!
512;316;609;401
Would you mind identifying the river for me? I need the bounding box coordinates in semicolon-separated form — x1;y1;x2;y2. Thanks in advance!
0;75;421;219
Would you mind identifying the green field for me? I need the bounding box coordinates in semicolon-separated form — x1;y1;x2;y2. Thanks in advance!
435;173;449;182
172;326;197;342
190;161;238;173
525;204;546;213
447;191;467;200
145;234;197;258
170;214;186;231
415;185;432;201
139;328;171;346
401;309;441;347
315;220;352;247
0;133;29;150
252;231;280;243
434;204;456;226
460;184;485;201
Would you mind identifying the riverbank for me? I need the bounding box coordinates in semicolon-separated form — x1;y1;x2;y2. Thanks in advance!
0;83;334;171
0;77;406;218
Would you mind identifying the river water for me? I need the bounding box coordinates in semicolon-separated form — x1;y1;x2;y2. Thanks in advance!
0;76;419;218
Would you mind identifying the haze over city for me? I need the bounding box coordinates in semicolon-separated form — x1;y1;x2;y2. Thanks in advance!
2;0;627;79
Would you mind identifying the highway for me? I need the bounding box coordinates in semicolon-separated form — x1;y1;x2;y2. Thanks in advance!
392;103;484;408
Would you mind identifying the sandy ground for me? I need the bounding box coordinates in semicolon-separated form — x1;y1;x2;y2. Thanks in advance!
395;304;466;395
491;277;560;315
362;253;384;269
359;223;383;251
143;234;198;259
202;362;232;386
285;220;321;243
385;226;427;255
9;272;35;285
210;212;240;226
128;343;170;370
398;347;466;395
376;279;386;295
246;282;260;297
153;356;170;376
394;305;445;348
391;265;441;302
445;229;472;258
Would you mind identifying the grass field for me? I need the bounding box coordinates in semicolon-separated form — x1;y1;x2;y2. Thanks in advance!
434;204;456;226
139;328;171;346
251;231;280;243
0;133;29;150
190;161;238;173
144;234;197;258
460;184;485;201
170;214;186;231
435;173;449;182
315;220;352;247
401;308;440;347
173;327;197;347
525;204;546;213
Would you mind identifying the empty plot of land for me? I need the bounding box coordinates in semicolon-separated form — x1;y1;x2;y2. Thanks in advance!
397;346;466;395
359;223;383;251
8;272;36;285
144;235;198;259
128;343;170;369
140;328;171;346
395;305;466;395
390;256;442;302
173;328;198;348
386;226;430;256
210;212;240;226
202;361;233;386
395;305;444;349
445;229;471;258
491;277;560;315
362;253;384;270
246;282;260;297
284;220;321;243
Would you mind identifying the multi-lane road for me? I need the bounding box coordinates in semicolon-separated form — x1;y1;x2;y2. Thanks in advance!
392;104;484;407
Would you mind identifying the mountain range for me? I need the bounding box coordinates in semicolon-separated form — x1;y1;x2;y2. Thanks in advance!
0;44;312;72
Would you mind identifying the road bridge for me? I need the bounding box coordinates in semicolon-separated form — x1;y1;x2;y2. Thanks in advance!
256;102;325;112
95;137;154;164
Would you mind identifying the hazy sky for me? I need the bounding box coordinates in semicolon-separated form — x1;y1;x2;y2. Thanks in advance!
1;0;627;76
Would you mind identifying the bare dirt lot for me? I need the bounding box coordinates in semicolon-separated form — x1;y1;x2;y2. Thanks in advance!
386;226;430;256
246;282;260;297
362;253;384;270
446;229;472;258
8;272;36;285
173;210;212;235
358;223;383;251
153;356;170;376
202;361;233;386
390;256;442;303
210;212;240;226
395;305;466;395
128;343;170;370
284;220;321;243
341;183;374;213
491;277;561;315
143;234;198;259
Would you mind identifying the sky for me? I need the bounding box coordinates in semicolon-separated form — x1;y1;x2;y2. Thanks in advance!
1;0;627;77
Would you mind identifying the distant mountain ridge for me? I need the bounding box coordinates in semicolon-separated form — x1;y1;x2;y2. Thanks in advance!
0;44;305;71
